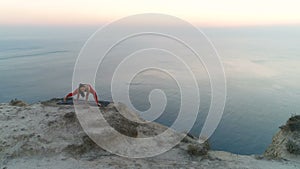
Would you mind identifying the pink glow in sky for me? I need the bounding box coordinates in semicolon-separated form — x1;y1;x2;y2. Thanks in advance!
1;0;300;26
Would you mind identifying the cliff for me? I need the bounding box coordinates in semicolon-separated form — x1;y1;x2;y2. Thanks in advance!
0;99;299;169
264;115;300;162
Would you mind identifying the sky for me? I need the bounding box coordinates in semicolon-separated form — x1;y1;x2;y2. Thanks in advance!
0;0;300;27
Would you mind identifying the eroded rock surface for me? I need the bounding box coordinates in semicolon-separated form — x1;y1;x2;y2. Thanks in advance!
0;99;299;169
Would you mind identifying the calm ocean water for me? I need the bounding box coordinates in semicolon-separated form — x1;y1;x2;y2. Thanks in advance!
1;25;300;155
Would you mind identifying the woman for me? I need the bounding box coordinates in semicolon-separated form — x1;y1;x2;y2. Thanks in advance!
64;83;101;106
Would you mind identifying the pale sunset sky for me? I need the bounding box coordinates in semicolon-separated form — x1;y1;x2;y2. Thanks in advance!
0;0;300;27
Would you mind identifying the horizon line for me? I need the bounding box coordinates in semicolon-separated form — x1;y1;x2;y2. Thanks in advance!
1;22;300;29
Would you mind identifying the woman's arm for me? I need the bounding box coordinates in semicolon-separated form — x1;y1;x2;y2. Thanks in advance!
64;89;79;102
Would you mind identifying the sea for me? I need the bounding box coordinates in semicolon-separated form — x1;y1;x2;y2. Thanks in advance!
1;24;300;155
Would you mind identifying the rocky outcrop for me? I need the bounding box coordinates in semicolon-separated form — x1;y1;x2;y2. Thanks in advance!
264;115;300;161
0;99;300;169
0;99;208;164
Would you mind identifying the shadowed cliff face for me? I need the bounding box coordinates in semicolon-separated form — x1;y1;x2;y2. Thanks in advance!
264;115;300;161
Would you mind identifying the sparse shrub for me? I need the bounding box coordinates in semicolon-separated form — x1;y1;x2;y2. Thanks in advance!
9;99;27;107
287;115;300;132
182;133;195;143
187;141;210;156
286;139;300;155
